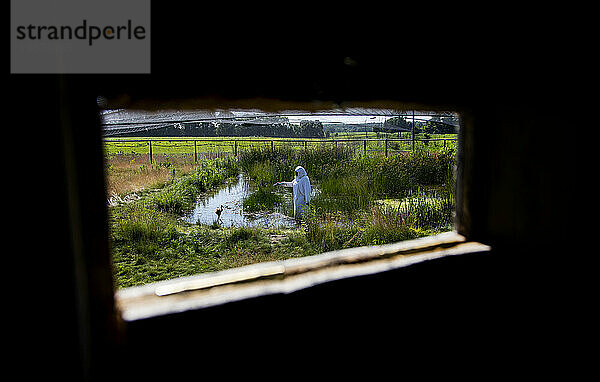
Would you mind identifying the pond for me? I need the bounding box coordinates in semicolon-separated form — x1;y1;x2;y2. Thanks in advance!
182;173;297;228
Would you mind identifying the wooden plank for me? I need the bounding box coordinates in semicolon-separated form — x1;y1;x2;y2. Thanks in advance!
115;232;491;321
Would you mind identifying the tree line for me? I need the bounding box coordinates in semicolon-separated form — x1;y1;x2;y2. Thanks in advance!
375;116;459;134
111;116;458;137
117;120;325;138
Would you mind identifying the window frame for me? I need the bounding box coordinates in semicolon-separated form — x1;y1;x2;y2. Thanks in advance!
104;103;485;322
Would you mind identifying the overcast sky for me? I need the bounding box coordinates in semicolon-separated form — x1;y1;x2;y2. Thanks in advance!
101;109;435;126
287;115;432;124
287;115;387;124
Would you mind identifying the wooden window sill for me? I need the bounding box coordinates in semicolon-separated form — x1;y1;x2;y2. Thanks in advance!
115;231;491;322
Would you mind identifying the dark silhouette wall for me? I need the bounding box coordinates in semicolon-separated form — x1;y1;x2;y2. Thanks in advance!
9;4;582;380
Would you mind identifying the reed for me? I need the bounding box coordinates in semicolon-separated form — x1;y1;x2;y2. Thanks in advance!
300;188;453;253
313;173;374;214
247;160;277;191
238;145;354;183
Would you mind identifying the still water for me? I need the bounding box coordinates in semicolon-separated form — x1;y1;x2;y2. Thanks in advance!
182;173;296;228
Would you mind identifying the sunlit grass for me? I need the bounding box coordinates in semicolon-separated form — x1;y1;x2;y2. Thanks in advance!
107;141;456;288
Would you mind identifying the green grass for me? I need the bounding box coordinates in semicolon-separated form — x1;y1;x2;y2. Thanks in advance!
111;218;317;288
108;141;456;288
239;145;456;254
146;157;238;214
315;173;374;214
243;189;283;212
104;135;457;162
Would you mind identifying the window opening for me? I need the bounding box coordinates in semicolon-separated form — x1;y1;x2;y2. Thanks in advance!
101;107;460;289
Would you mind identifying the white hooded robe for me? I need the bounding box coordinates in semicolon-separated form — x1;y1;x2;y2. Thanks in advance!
279;166;311;219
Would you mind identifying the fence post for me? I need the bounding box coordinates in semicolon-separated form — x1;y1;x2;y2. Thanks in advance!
412;110;415;151
271;140;274;151
149;140;153;164
364;139;367;156
194;140;197;162
304;140;307;150
235;140;238;156
385;139;388;157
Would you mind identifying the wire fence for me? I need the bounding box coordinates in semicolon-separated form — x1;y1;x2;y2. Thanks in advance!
103;137;458;165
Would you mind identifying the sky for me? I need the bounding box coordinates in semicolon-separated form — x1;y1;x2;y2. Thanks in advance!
287;115;433;124
101;109;436;126
288;115;391;124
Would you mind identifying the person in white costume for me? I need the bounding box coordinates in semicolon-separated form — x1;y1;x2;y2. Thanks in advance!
275;165;311;220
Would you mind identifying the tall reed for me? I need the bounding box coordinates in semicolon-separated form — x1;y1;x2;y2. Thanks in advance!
239;146;354;183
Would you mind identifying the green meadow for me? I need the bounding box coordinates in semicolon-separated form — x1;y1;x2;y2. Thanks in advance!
106;137;456;288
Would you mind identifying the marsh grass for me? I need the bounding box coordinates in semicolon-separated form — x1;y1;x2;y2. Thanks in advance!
148;157;238;214
314;173;374;214
237;145;456;253
300;189;452;253
288;147;456;252
247;160;277;190
242;160;282;211
111;215;312;288
239;146;354;183
243;189;282;212
398;189;454;230
109;143;456;288
301;205;418;252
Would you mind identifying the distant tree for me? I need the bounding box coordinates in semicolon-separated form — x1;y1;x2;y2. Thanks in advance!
375;117;412;134
296;120;324;137
421;118;458;134
383;117;411;132
120;118;329;138
215;122;236;136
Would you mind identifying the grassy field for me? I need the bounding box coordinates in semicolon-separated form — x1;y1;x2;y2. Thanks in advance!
106;137;456;288
104;133;457;160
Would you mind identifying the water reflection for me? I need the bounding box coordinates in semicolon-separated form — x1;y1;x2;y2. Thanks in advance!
182;173;296;228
